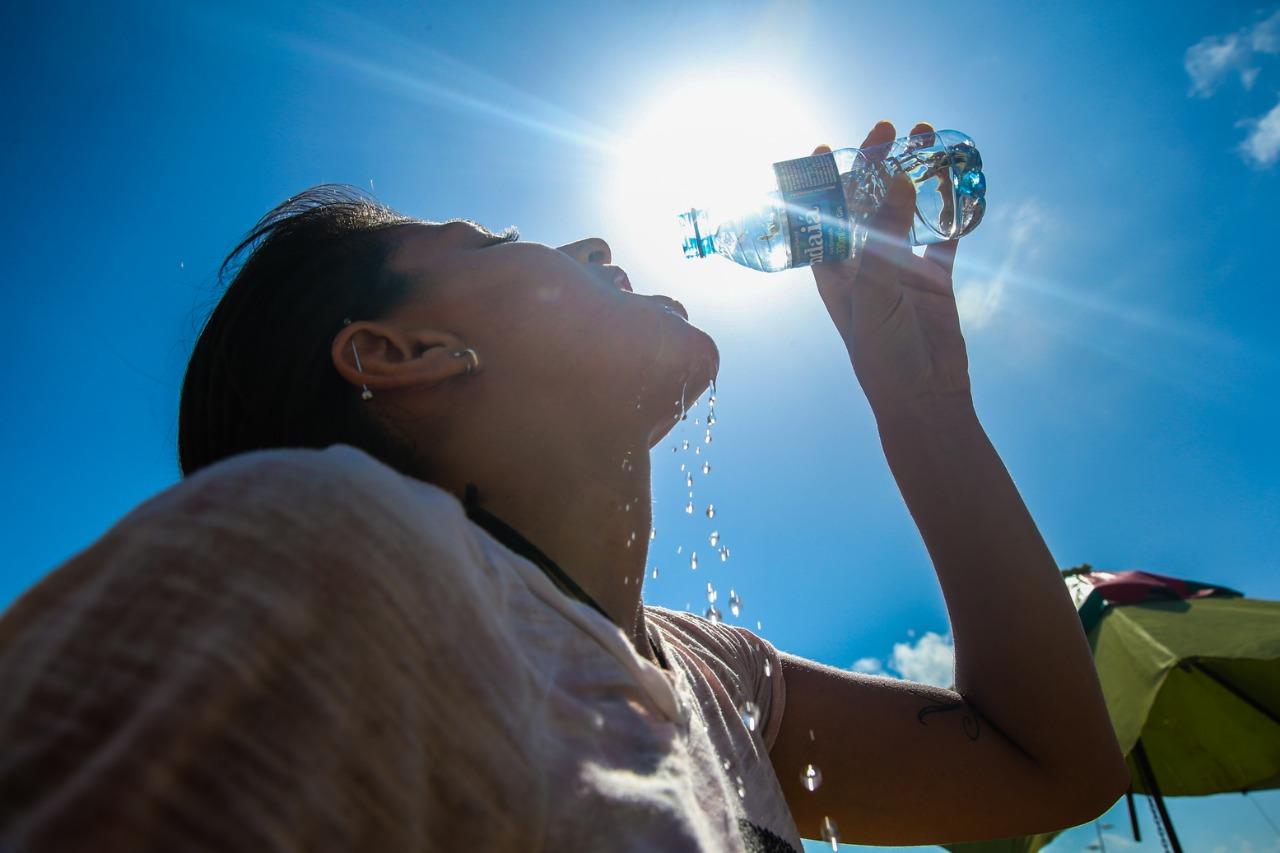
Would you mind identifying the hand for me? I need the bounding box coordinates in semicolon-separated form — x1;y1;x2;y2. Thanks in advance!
811;121;972;414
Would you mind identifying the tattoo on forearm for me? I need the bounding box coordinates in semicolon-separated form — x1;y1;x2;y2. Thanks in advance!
917;701;981;741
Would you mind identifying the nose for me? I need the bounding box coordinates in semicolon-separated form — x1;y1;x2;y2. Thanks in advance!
556;237;612;266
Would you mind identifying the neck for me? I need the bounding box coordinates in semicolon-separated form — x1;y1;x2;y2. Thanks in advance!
438;425;656;660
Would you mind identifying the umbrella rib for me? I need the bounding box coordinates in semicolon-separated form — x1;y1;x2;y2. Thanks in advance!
1189;661;1280;727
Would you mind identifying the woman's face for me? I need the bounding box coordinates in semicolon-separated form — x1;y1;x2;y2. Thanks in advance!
386;221;719;445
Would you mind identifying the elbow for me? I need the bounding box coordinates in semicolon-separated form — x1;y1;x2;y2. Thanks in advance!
1052;748;1131;828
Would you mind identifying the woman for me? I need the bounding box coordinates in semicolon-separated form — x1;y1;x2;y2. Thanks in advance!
0;121;1127;851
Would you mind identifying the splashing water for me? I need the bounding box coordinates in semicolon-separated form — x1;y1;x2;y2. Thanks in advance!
821;816;839;851
686;472;694;488
728;588;742;617
702;460;711;474
685;501;694;515
706;504;716;519
706;582;717;603
738;700;759;732
801;764;823;792
704;603;722;622
690;552;698;570
651;566;660;579
682;439;690;451
720;546;730;563
709;530;720;547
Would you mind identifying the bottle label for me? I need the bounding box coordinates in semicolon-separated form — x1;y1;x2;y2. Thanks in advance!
773;153;851;267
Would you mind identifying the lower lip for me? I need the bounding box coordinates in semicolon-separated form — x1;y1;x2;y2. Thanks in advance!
655;297;689;321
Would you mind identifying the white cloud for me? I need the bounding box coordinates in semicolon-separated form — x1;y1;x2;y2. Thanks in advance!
1239;95;1280;167
851;656;883;674
954;200;1045;330
1185;10;1280;97
851;632;956;688
890;631;955;688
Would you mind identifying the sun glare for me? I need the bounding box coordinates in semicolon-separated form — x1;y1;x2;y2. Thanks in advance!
608;71;826;303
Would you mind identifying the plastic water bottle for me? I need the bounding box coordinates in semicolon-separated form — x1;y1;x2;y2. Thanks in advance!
678;129;986;273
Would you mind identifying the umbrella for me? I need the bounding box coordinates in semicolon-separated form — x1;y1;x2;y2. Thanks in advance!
943;566;1280;853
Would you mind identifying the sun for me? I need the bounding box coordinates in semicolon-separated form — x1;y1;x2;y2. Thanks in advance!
607;70;827;287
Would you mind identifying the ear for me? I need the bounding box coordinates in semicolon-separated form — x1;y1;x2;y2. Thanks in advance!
331;321;477;395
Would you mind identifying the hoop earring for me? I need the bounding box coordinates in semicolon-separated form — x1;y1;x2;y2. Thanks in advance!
452;348;481;376
343;319;373;401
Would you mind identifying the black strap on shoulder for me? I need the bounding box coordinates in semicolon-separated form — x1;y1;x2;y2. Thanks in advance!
462;483;668;670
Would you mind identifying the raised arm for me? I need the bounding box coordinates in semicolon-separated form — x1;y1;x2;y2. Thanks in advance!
768;122;1128;845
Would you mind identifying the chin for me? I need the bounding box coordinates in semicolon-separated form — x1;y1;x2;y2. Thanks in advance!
643;325;719;448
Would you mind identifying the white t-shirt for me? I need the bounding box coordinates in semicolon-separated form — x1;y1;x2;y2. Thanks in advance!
0;445;802;852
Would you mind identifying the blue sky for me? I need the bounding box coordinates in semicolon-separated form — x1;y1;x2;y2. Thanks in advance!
4;1;1280;849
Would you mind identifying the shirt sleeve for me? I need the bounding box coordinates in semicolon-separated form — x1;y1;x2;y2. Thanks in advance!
646;607;788;751
0;445;546;852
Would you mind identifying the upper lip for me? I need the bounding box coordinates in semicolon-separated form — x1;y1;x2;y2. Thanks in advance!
605;266;633;293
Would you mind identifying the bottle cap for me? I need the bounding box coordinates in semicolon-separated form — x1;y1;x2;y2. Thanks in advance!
678;208;714;260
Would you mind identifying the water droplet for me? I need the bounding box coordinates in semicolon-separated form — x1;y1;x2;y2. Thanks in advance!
756;620;763;631
690;552;698;570
694;446;701;455
694;418;700;425
705;504;716;519
728;588;742;617
821;816;839;850
702;461;711;474
735;776;746;799
709;530;720;547
685;472;694;488
650;528;656;540
764;659;772;677
719;546;730;562
671;446;677;453
801;764;823;792
707;414;716;425
722;759;731;771
704;429;713;444
651;566;660;579
738;700;759;731
706;582;717;603
704;603;721;622
677;545;683;554
682;439;690;451
679;463;686;471
809;728;815;741
685;501;694;514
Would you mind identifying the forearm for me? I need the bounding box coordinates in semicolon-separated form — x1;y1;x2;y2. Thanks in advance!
873;394;1123;778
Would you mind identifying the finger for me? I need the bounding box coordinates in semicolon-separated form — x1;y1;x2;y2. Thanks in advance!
860;120;895;150
908;121;935;149
863;171;916;257
922;238;958;278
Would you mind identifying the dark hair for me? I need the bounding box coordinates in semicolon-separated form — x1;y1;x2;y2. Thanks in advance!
178;185;427;478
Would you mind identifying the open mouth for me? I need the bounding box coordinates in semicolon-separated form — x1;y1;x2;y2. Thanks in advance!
647;294;689;321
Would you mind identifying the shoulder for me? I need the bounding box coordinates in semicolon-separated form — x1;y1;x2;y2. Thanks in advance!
646;605;762;655
109;445;482;591
147;445;462;535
